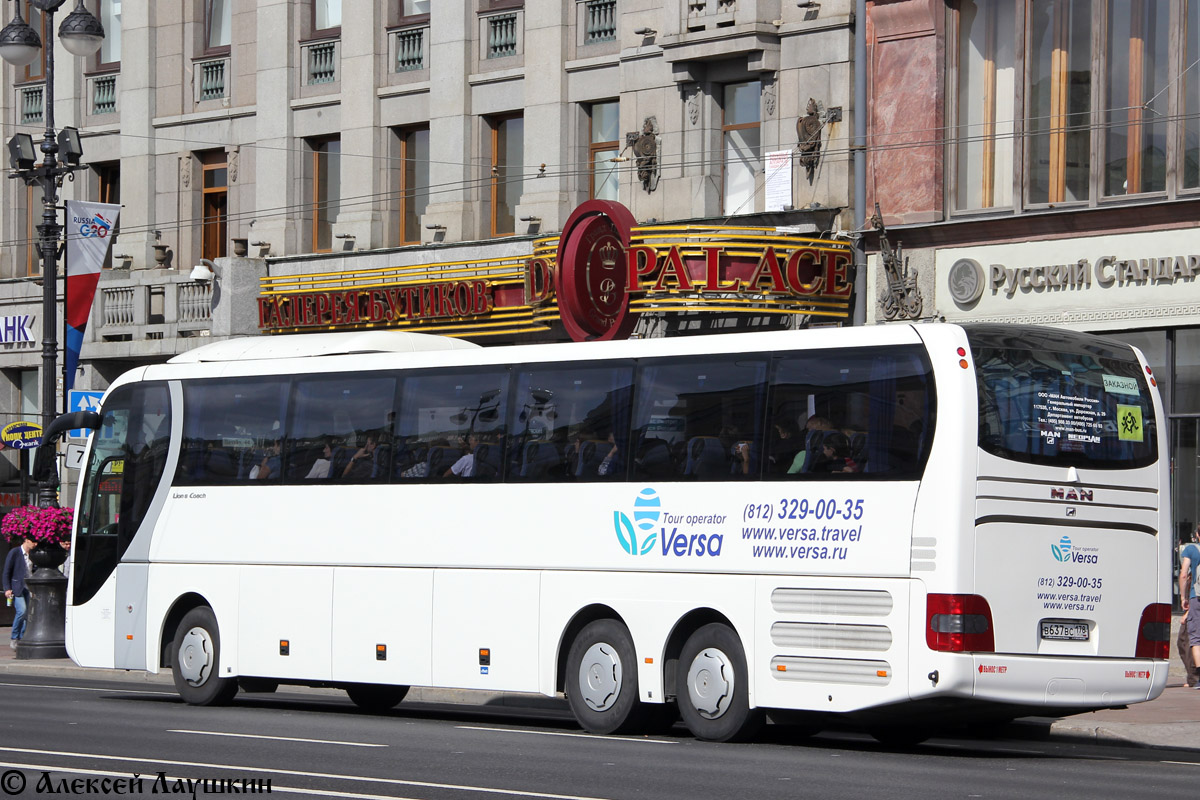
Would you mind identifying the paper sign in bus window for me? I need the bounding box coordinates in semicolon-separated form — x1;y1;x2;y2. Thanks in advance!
1102;374;1141;397
1117;404;1143;441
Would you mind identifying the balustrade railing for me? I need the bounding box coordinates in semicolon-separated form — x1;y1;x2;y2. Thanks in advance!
102;287;135;327
91;74;117;114
306;41;338;84
584;0;616;44
395;27;425;72
197;58;227;101
178;282;214;323
20;85;43;125
487;13;517;58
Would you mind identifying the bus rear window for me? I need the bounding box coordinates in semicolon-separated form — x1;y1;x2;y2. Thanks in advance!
968;326;1157;469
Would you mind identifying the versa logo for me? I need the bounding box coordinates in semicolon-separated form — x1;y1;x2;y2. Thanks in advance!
614;487;661;555
1052;536;1072;562
1050;534;1100;564
613;488;725;557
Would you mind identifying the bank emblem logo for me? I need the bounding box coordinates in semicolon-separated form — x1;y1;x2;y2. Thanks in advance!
947;258;985;305
1052;535;1072;562
614;487;660;555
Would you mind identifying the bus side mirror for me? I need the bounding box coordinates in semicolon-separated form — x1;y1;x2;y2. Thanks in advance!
32;410;102;482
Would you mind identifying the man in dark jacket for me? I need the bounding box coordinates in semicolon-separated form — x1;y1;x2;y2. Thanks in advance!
2;538;35;649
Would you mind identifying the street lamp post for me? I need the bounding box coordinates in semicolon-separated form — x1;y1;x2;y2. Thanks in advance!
0;0;103;659
1;0;103;507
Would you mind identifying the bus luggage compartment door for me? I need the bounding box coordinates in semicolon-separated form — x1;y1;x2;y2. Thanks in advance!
113;563;149;670
974;521;1158;658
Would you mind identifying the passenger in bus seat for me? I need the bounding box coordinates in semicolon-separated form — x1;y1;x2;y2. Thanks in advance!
812;431;860;474
596;432;622;477
767;418;803;475
343;432;383;480
446;433;482;478
304;439;335;479
788;416;833;474
252;439;282;480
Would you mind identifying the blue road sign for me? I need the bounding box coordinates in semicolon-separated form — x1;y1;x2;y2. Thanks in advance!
68;390;104;439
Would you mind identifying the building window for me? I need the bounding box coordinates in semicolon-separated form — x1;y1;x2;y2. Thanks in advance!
489;115;524;237
952;1;1198;210
589;101;619;201
1188;1;1200;188
23;183;43;278
1103;0;1169;197
200;151;227;261
308;138;341;252
401;0;430;17
93;161;120;268
722;81;761;215
98;0;121;68
206;0;231;52
19;370;38;420
313;0;341;35
20;3;46;82
954;0;1015;210
396;127;429;245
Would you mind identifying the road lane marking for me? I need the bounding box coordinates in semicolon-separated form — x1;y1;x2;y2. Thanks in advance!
0;681;174;696
455;725;677;743
0;748;615;800
168;729;387;748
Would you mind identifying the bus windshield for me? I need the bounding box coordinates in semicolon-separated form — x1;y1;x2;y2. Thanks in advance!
968;325;1157;469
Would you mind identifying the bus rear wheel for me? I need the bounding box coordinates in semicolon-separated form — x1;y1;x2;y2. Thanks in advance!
676;623;762;742
566;619;646;735
171;607;239;706
345;684;409;712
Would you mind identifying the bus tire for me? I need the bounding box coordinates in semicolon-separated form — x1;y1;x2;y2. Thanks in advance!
345;684;409;712
171;607;239;706
566;619;646;735
676;623;763;743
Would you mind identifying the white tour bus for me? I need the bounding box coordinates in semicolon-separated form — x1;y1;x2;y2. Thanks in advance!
54;322;1170;743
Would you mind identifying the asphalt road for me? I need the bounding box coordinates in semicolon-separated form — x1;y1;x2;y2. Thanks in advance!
0;675;1196;799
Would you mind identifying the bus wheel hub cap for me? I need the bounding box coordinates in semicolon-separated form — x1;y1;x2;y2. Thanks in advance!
178;627;213;685
687;648;733;719
579;643;621;712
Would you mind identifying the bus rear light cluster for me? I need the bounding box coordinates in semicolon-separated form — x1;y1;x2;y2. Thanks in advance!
1134;603;1171;659
926;594;995;652
956;347;969;369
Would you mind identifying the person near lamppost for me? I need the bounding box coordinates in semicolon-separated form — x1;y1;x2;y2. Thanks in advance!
1;505;39;649
2;536;35;649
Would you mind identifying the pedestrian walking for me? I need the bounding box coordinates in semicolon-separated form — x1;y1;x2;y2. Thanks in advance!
1180;525;1200;687
2;538;35;649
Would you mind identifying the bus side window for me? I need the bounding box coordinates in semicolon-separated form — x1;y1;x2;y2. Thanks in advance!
397;369;510;481
631;356;768;481
506;362;633;483
766;346;934;479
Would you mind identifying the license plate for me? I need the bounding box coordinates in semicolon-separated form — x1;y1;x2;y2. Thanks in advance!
1041;621;1089;641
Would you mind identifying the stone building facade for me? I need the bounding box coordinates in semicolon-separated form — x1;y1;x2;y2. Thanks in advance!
0;0;861;500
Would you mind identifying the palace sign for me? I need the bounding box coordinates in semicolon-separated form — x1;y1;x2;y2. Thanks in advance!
257;202;854;341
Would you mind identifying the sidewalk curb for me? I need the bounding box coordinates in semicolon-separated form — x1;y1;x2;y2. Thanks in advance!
1046;720;1200;753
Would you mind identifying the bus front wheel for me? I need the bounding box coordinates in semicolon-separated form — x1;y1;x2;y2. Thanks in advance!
345;684;409;712
676;623;762;742
566;619;646;735
171;607;239;706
